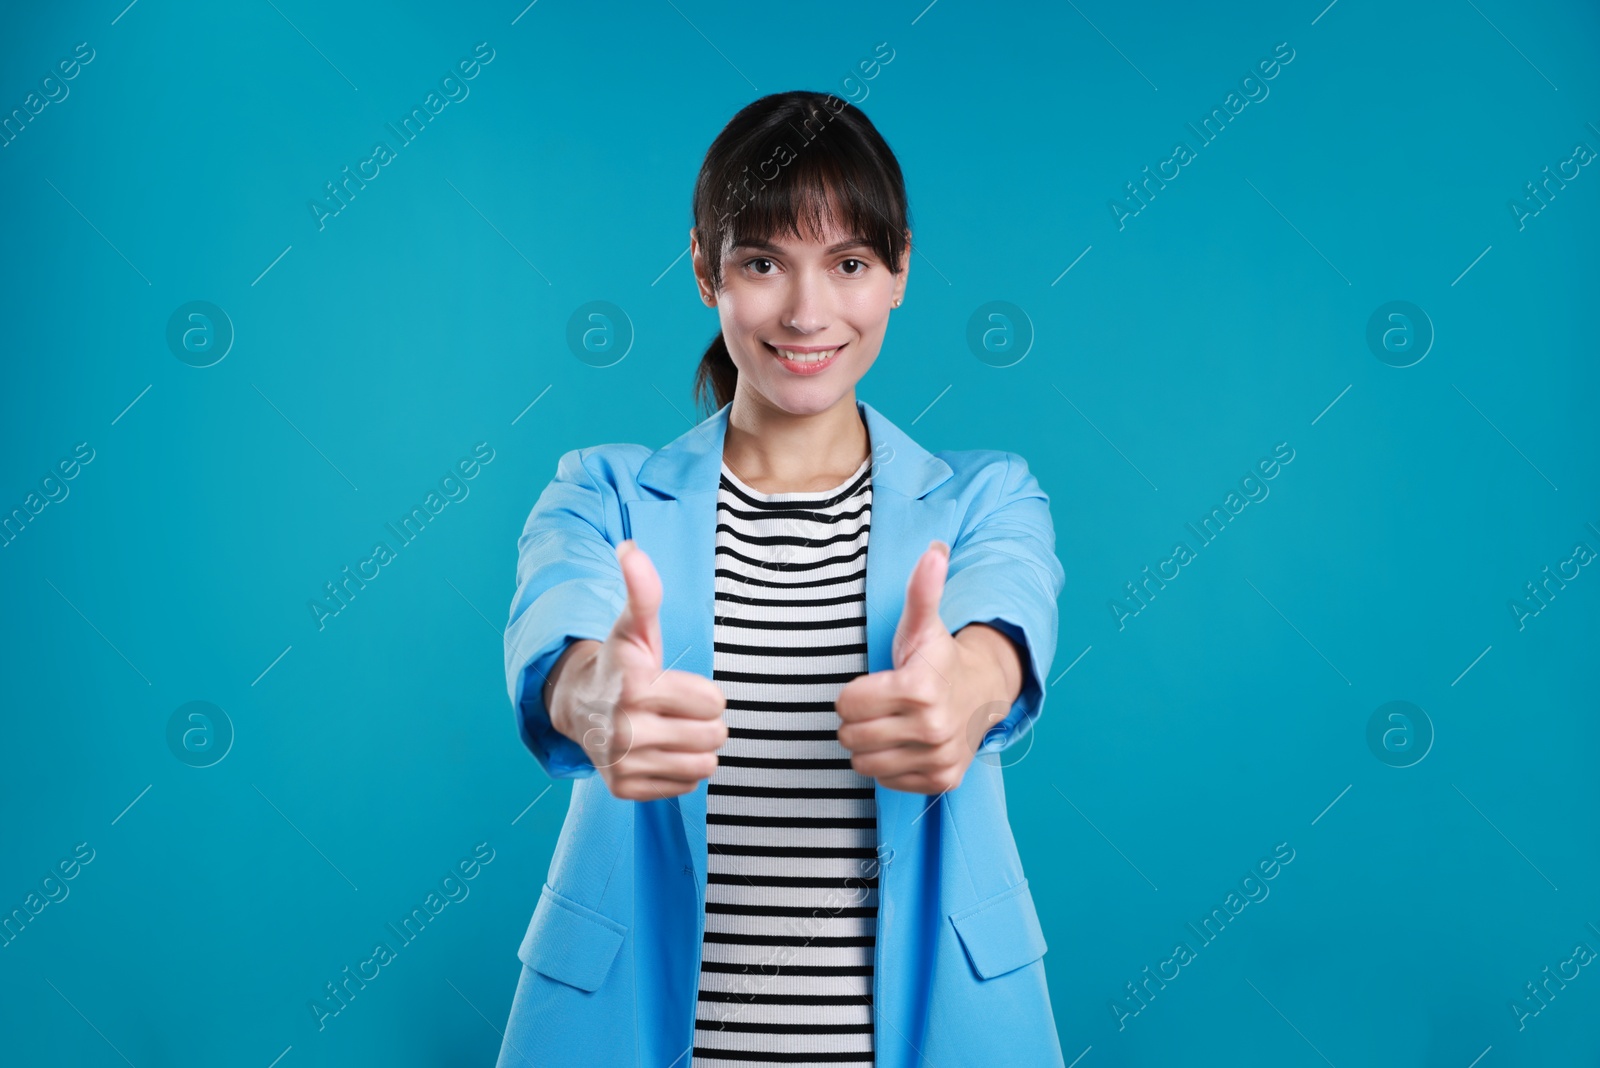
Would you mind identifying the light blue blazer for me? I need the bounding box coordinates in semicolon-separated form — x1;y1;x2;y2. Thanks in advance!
498;398;1068;1067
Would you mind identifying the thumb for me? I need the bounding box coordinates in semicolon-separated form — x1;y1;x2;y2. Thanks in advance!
613;540;663;666
894;540;949;669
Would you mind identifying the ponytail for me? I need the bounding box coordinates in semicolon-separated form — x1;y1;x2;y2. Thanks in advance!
693;330;737;418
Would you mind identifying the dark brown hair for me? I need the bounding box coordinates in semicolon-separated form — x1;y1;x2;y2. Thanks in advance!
690;91;910;418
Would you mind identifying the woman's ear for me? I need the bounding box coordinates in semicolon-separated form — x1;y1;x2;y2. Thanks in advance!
689;227;717;307
891;227;912;307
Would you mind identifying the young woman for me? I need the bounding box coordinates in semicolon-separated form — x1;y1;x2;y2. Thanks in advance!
498;91;1068;1067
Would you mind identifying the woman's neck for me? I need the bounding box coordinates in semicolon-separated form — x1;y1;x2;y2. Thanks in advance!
722;392;870;493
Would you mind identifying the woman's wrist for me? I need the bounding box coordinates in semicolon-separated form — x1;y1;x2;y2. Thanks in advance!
953;623;1024;708
545;639;604;743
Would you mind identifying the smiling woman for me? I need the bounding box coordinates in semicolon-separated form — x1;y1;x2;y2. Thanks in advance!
496;90;1068;1068
687;92;911;436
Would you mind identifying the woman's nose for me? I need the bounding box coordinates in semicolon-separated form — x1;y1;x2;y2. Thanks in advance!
780;271;830;334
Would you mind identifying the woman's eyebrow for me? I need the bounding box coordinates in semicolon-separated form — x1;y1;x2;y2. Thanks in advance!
732;237;871;254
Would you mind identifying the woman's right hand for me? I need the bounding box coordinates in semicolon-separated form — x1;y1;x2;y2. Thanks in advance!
549;539;728;800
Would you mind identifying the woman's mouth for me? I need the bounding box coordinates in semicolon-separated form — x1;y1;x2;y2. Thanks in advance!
765;341;844;375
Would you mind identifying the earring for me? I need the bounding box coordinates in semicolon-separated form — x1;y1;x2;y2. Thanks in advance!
892;298;902;308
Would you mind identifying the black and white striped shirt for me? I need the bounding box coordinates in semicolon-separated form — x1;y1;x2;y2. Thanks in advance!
692;453;878;1067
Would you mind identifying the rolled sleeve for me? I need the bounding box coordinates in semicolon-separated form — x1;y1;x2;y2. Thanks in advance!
937;452;1066;756
505;448;628;780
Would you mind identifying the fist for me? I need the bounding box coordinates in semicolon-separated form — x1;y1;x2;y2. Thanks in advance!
576;539;728;801
835;540;996;795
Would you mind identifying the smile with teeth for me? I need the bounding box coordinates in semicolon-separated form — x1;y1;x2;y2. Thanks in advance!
766;342;843;363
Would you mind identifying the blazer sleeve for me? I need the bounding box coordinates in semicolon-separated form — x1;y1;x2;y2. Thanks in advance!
504;448;628;780
937;452;1066;756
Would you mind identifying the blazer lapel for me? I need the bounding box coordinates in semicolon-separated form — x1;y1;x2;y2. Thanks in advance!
622;398;957;889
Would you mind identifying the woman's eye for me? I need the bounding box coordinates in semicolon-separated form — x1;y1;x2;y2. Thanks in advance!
740;256;869;276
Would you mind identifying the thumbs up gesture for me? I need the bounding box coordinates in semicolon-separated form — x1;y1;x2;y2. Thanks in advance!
559;539;728;801
835;540;1020;795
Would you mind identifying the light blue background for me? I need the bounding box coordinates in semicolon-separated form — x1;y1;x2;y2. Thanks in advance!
1;1;1596;1065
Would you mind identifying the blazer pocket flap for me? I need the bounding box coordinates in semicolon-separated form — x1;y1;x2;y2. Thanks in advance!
517;883;627;992
948;879;1048;980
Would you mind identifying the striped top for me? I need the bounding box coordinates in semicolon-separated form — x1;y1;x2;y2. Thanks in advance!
692;452;879;1067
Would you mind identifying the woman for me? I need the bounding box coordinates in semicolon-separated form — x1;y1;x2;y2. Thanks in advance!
499;91;1068;1067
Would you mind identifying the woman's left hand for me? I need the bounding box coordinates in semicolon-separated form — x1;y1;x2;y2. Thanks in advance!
835;540;1021;795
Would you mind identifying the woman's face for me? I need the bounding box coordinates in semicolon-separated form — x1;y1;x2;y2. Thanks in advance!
692;215;910;418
